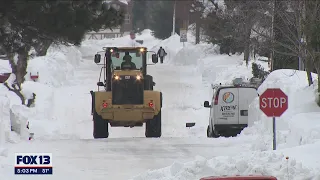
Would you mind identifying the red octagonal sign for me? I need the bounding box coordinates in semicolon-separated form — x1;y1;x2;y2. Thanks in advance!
259;88;288;117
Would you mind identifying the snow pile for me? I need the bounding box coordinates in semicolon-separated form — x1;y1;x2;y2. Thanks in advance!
243;69;320;150
80;27;199;64
170;43;217;66
9;105;31;139
131;152;317;180
26;45;81;87
149;25;203;64
149;34;183;61
0;95;10;153
0;59;10;73
0;44;82;146
80;29;160;58
136;29;162;48
213;59;269;85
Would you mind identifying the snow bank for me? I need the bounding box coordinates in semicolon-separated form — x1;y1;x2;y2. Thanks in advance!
131;152;317;180
80;28;201;65
213;59;269;85
80;29;160;58
0;59;10;73
243;69;320;150
26;45;81;87
9;105;31;139
0;44;82;146
148;26;203;65
149;34;183;62
170;43;217;66
0;95;10;153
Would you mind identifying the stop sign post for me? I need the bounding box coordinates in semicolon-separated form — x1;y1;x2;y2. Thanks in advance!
259;88;288;150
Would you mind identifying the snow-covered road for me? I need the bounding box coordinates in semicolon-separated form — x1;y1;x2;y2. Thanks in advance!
3;136;255;180
0;57;256;180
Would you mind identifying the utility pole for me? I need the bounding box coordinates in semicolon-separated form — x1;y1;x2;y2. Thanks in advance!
270;0;275;71
172;0;176;36
299;0;306;70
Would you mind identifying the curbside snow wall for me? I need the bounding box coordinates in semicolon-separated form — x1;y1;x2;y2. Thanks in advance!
0;45;82;144
0;95;10;150
243;69;320;150
26;45;82;87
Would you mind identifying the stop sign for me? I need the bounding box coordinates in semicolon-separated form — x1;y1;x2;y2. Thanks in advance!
259;88;288;117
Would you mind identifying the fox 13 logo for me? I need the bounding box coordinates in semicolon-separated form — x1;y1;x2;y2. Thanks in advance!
15;153;53;175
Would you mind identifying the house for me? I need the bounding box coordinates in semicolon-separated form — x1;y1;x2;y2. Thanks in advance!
109;0;133;35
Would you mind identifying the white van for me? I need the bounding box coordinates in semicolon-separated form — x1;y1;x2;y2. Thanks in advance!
204;82;258;137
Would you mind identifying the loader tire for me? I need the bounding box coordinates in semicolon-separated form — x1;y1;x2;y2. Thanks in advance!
93;112;109;138
144;75;154;90
145;111;161;138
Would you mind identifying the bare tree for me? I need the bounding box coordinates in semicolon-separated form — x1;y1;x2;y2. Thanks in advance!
222;0;269;66
252;0;319;85
189;0;219;44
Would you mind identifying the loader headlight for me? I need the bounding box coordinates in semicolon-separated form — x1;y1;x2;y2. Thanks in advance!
114;75;120;80
136;75;141;80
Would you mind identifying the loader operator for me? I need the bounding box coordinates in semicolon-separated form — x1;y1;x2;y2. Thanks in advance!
121;51;136;70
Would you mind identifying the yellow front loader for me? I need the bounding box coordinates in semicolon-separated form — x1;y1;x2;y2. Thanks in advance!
90;47;163;138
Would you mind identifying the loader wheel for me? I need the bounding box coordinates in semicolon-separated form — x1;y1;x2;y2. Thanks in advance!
145;111;161;138
93;112;109;138
144;75;153;90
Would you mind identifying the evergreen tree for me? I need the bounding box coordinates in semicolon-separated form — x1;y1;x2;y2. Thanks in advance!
0;0;124;106
149;1;178;39
132;0;147;32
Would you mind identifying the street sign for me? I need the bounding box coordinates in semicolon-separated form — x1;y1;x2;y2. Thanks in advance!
180;29;187;42
259;88;288;117
259;88;288;150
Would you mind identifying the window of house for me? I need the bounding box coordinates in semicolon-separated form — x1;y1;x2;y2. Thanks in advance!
124;13;130;24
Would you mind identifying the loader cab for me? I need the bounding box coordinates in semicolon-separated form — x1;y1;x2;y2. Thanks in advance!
93;47;159;104
93;47;158;76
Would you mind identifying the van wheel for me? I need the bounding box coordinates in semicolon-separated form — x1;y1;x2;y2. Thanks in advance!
93;112;109;138
207;125;219;138
145;111;161;138
207;126;213;137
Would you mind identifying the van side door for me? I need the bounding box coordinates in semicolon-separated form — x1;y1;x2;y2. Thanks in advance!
214;87;239;125
238;87;258;124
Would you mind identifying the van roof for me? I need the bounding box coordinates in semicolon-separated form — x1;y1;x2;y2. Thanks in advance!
212;86;258;97
212;85;257;90
200;175;277;180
